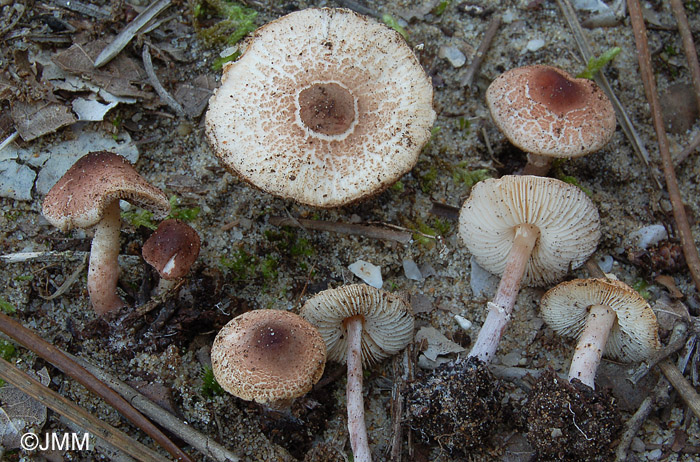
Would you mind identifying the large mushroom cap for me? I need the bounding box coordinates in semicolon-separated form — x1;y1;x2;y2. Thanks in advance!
42;151;170;232
205;7;436;207
459;175;600;287
142;219;201;280
211;310;326;404
540;278;660;362
300;284;414;365
486;65;616;158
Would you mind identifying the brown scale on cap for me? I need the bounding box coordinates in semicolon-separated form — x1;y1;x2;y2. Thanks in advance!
142;219;200;280
528;67;588;115
298;83;356;136
211;310;326;406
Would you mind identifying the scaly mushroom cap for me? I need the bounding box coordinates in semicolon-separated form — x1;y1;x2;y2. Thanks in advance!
205;7;436;207
540;278;660;362
486;65;616;158
300;284;414;365
459;175;600;287
42;151;170;232
211;310;327;404
142;219;201;280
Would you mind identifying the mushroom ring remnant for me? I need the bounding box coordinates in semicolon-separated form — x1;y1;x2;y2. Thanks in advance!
211;310;326;406
205;7;436;207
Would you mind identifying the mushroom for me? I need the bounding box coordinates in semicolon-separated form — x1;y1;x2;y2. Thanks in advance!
205;7;436;207
142;219;201;295
42;151;170;316
486;65;616;176
211;309;326;408
525;277;658;459
459;175;600;363
539;278;660;389
300;284;414;462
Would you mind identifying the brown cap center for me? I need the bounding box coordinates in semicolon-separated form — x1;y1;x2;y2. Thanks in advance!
298;83;356;135
529;68;586;115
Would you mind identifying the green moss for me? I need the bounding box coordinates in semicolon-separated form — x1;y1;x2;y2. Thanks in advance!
0;297;17;314
212;49;241;70
407;217;450;249
168;195;201;222
381;14;408;40
14;274;33;282
456;116;471;132
201;366;225;397
259;256;279;281
0;340;15;361
193;0;257;46
451;165;491;189
121;208;157;230
576;47;621;80
420;166;438;194
433;0;450;15
219;249;256;280
632;279;651;300
391;181;405;193
558;174;592;197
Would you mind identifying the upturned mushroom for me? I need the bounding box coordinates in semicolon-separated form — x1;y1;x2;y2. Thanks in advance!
206;7;435;207
211;309;326;408
142;219;201;295
42;152;170;315
525;278;658;459
459;175;600;363
539;278;660;389
486;65;616;176
300;284;414;462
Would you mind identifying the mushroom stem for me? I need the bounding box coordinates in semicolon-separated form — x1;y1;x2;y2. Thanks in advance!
469;223;540;363
88;201;126;316
521;153;553;176
568;304;616;389
345;315;372;462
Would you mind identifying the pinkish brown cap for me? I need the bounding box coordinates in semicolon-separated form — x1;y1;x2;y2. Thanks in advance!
540;278;660;362
459;175;600;287
300;284;414;365
205;7;435;207
142;219;201;280
211;310;327;405
42;151;170;232
486;65;615;158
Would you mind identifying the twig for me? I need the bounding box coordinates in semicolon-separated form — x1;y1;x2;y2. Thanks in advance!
142;44;186;116
0;131;18;153
268;216;412;244
460;15;501;89
60;417;138;462
94;0;172;67
627;0;700;292
556;0;663;190
69;354;241;462
39;253;87;300
389;348;410;462
658;358;700;421
1;250;139;265
0;357;169;462
674;131;700;166
629;321;688;384
615;375;672;462
669;0;700;112
49;0;111;19
0;313;194;462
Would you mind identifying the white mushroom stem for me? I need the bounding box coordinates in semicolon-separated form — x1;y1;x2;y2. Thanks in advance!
568;304;616;389
469;223;540;363
345;315;372;462
521;153;553;176
87;201;126;316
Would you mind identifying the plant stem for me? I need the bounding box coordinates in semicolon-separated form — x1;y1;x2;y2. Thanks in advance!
469;223;540;363
568;304;616;388
345;316;372;462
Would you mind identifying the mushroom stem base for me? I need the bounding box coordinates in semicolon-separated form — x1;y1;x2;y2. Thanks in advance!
345;315;372;462
521;153;553;176
469;223;540;364
568;304;615;389
88;201;126;316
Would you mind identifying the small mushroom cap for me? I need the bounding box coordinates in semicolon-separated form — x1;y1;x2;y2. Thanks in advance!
142;219;201;280
205;7;435;207
459;175;600;287
300;284;414;365
540;278;660;362
42;151;170;232
211;310;326;404
486;65;616;158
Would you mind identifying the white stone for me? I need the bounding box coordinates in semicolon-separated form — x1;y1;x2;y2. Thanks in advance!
0;160;36;201
629;224;668;250
348;260;383;289
438;45;466;68
597;255;614;272
470;256;499;298
454;314;472;330
403;259;423;281
526;38;545;52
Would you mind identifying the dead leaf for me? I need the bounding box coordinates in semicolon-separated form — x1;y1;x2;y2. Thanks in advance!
654;274;684;299
52;41;153;99
11;101;76;141
174;74;216;118
0;367;50;450
415;326;465;361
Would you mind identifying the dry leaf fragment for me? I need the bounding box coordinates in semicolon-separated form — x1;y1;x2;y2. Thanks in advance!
10;101;76;141
0;367;50;450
